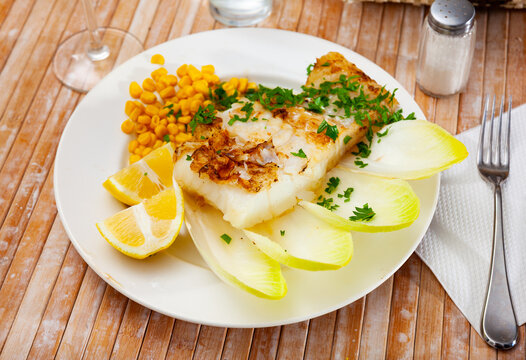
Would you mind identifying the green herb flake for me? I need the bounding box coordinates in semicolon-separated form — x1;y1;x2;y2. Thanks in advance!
200;135;207;140
354;160;368;168
377;128;389;137
143;172;148;176
186;155;192;161
220;233;232;244
321;61;330;67
291;149;307;158
306;63;315;75
189;104;216;134
325;177;340;194
337;187;354;202
317;120;339;141
163;134;170;142
280;230;285;236
343;135;352;144
349;203;376;221
317;196;339;211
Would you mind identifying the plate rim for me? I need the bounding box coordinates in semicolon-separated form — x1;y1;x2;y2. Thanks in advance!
54;27;440;328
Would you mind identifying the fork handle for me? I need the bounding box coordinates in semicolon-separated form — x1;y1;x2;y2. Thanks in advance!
482;184;518;350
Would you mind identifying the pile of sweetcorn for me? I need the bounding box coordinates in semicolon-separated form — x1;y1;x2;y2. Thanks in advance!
121;54;255;164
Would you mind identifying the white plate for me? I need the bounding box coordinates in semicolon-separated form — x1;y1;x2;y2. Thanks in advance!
54;28;439;328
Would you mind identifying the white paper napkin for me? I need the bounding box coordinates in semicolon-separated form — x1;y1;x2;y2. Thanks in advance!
416;103;526;336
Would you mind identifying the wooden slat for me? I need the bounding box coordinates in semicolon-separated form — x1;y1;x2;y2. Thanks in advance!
110;302;150;360
317;0;343;41
330;298;365;360
82;287;128;360
137;312;175;360
192;326;227;360
469;328;497;360
354;3;384;61
26;245;87;359
0;218;69;360
277;0;303;31
190;0;215;34
54;269;107;360
248;327;281;360
483;9;509;96
499;326;526;360
303;313;337;360
168;0;202;39
221;328;254;360
297;0;322;35
165;321;200;359
413;266;445;360
335;2;363;49
441;296;470;360
276;321;309;360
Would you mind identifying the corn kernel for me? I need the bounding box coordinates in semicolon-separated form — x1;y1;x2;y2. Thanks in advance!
138;132;152;146
125;100;136;116
169;135;177;142
183;85;195;97
176;89;188;99
129;81;142;98
247;82;257;90
150;115;160;128
133;101;145;112
154;125;168;138
128;139;139;153
159;108;170;118
187;64;202;81
140;91;157;104
193;80;208;95
210;74;220;84
180;99;190;116
203;100;212;107
135;144;146;155
155;81;166;92
142;147;153;156
151;67;168;82
129;154;141;164
154;101;164;109
160;86;176;99
178;115;192;124
164;74;178;86
238;78;248;93
142;78;156;92
175;132;191;143
167;123;179;135
151;54;165;65
145;105;159;117
149;132;157;145
138;115;151;125
153;139;163;149
176;64;188;77
190;100;201;113
203;73;215;84
135;124;148;134
201;64;215;74
192;93;205;103
177;123;186;132
228;77;239;89
179;75;192;88
167;115;176;123
160;119;168;126
121;119;135;134
130;108;142;122
222;83;234;92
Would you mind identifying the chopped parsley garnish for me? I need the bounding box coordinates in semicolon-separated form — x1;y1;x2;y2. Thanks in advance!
325;177;340;194
377;128;390;137
354;160;368;168
228;101;255;125
352;142;371;158
189;104;216;134
200;135;207;140
163;134;170;142
307;96;330;114
216;150;221;154
317;196;339;211
143;172;148;176
343;135;352;144
317;120;339;141
349;203;375;221
163;103;174;109
306;63;315;75
338;187;354;202
291;149;307;158
186;155;192;161
209;86;239;110
280;230;285;236
246;85;305;111
220;233;232;244
321;61;330;67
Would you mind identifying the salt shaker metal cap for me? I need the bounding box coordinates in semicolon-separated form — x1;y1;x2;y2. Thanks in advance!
428;0;475;36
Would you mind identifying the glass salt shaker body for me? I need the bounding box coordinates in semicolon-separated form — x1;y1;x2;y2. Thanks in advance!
416;0;476;97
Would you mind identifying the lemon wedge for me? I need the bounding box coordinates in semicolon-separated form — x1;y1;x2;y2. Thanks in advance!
96;185;184;259
103;143;174;206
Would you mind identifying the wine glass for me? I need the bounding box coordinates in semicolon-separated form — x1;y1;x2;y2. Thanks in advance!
53;0;144;93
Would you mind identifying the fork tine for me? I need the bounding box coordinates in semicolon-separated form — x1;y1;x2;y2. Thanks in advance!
495;95;504;166
478;95;489;165
488;96;496;165
503;95;512;166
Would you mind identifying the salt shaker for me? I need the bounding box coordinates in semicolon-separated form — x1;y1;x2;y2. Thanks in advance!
416;0;476;97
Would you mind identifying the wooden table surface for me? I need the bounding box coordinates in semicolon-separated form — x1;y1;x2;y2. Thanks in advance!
0;0;525;358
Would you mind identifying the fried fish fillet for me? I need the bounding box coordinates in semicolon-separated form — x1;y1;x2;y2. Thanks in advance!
174;52;397;229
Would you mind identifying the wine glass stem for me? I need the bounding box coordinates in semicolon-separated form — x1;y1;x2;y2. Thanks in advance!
81;0;110;61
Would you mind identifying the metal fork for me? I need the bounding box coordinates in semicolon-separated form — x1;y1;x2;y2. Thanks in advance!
478;95;518;350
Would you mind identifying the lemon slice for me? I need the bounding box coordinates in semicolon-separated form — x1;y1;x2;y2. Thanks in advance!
103;143;175;206
96;185;184;259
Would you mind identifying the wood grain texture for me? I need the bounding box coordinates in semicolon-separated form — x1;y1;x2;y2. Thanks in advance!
0;1;524;359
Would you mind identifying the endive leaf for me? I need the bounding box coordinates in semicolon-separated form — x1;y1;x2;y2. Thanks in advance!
244;206;353;271
300;167;420;233
184;195;287;300
339;120;468;179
